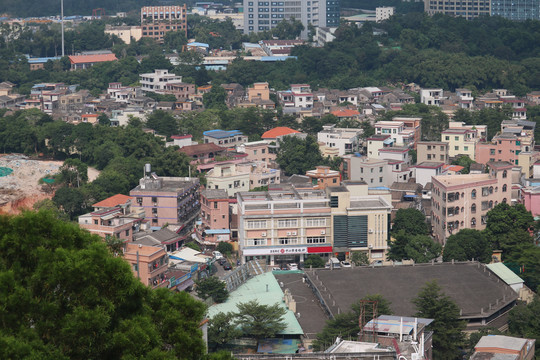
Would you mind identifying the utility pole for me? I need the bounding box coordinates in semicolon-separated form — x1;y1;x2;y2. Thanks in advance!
61;0;65;57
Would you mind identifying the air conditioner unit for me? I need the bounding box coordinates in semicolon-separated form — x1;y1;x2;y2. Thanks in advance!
291;231;297;236
320;230;326;235
261;232;266;237
368;229;374;234
286;232;291;236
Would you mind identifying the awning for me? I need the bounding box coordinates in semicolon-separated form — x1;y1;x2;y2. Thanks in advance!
176;278;194;291
403;194;417;198
383;138;394;145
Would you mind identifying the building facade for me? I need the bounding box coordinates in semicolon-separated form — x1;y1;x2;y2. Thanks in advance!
141;5;188;42
243;0;340;38
317;124;362;156
238;189;333;265
123;243;169;288
130;168;200;231
203;129;248;148
417;141;449;164
424;0;491;19
139;69;183;94
431;162;513;244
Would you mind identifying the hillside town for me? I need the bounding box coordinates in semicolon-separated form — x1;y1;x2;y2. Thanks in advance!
1;1;540;359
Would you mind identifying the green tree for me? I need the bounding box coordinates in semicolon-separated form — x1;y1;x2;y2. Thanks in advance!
196;277;229;303
508;294;540;358
451;155;475;174
351;252;370;266
203;85;228;111
145;110;179;138
217;242;233;255
313;294;393;351
413;280;465;360
271;18;304;40
57;158;89;188
304;254;325;268
186;242;202;251
32;199;69;221
485;203;535;261
52;186;86;219
234;301;287;344
276;136;324;176
208;312;242;351
443;229;492;263
404;235;442;263
391;208;429;236
0;211;206;359
98;112;110;126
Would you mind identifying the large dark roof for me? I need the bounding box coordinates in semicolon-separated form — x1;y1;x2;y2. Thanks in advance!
308;262;517;320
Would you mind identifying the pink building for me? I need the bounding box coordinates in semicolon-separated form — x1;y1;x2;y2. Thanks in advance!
306;166;341;189
431;161;513;244
130;168;200;230
520;187;540;217
237;140;276;166
201;189;230;243
476;133;522;165
123;243;169;288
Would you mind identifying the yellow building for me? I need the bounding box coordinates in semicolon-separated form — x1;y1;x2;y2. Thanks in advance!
441;128;477;159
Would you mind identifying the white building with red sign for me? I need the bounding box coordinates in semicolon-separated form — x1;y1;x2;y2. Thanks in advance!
237;189;332;266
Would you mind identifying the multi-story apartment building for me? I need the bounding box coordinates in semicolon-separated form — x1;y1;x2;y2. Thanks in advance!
130;165;200;230
141;5;187;42
491;0;540;20
341;155;413;184
376;6;394;22
417;141;449;164
424;0;491;19
476;119;535;167
203;129;248;148
163;82;196;100
206;162;281;196
278;84;314;108
431;161;513;244
420;88;444;106
123;243;169;288
366;134;393;159
374;121;416;148
441;128;478;159
139;69;183;94
327;181;392;262
379;146;411;165
243;0;339;38
78;194;145;241
317;124;362;156
236;140;276;166
237;181;392;265
238;188;333;265
200;189;230;244
248;82;270;101
415;161;445;187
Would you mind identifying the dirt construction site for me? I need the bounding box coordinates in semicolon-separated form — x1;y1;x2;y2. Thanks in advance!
0;154;99;214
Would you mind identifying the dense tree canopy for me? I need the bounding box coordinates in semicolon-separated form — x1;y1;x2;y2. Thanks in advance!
443;229;492;263
313;294;393;351
391;208;429;236
413;281;465;360
0;210;207;359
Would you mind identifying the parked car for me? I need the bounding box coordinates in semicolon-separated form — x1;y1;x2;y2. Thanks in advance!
212;251;223;260
218;257;227;266
340;261;352;268
371;260;383;266
222;262;232;270
287;263;298;270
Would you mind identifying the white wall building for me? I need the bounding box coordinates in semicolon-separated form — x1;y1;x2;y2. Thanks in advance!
139;69;182;93
376;7;394;22
317;124;362;156
420;88;444;106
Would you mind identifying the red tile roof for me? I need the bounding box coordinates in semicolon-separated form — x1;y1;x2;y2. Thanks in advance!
261;127;300;139
331;109;360;117
68;54;118;64
93;194;134;208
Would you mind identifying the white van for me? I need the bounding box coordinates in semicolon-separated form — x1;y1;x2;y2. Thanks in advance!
326;257;341;269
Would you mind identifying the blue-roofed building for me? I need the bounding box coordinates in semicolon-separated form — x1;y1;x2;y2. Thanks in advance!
203;129;248;148
26;56;62;71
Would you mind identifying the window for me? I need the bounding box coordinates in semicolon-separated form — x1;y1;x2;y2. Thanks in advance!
247;220;266;229
490;149;495;155
246;239;266;246
278;219;298;228
481;201;489;211
464;146;469;151
137;197;143;205
307;237;326;244
482;187;490;196
455;146;459;151
306;218;327;227
379;177;383;183
502;184;507;192
278;237;299;245
455;136;459;141
502;170;507;178
471;217;476;227
471;189;477;199
481;215;488;225
471;203;476;213
379;167;383;172
330;196;339;208
152;196;158;203
125;230;130;236
214;201;218;209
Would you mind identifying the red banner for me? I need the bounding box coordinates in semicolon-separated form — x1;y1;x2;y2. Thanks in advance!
308;246;333;253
